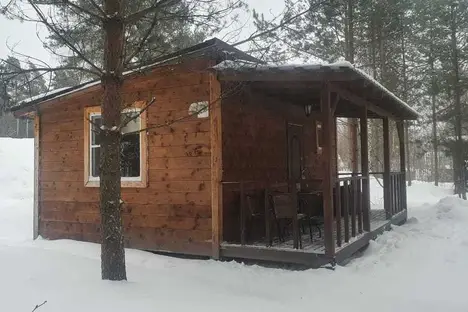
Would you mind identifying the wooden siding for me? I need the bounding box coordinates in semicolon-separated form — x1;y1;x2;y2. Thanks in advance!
221;85;337;241
38;61;213;255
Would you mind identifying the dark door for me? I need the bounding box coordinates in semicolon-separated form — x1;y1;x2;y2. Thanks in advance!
287;123;304;183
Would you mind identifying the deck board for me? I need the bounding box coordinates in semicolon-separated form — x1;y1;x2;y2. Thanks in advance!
225;209;388;254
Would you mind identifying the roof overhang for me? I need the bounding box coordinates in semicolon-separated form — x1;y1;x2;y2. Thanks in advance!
211;61;419;120
10;37;265;117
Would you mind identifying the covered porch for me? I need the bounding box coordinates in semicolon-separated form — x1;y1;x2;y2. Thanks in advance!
209;62;418;267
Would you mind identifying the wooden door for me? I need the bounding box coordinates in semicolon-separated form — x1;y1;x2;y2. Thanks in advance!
287;123;304;183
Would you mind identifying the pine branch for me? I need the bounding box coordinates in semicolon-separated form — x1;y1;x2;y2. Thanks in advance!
231;4;316;47
124;12;159;65
124;0;176;24
31;301;47;312
26;0;103;75
118;97;156;131
0;64;101;77
87;0;106;16
47;0;105;20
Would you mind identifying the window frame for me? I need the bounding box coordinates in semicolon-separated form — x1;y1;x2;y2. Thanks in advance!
84;102;148;188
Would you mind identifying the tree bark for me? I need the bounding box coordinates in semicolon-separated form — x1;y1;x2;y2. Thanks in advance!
100;0;127;280
346;0;359;174
429;21;439;186
450;2;466;200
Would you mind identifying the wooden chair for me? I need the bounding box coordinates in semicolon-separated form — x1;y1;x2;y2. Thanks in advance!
269;193;306;248
298;193;324;242
244;192;264;242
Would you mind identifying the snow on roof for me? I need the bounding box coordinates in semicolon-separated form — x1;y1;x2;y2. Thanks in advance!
19;87;72;104
12;38;264;112
214;60;419;118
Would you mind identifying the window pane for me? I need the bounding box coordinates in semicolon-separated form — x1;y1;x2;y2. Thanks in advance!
91;115;102;145
91;146;100;177
121;112;140;134
120;133;140;177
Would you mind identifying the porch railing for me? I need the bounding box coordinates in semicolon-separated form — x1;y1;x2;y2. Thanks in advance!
334;175;369;248
388;172;406;218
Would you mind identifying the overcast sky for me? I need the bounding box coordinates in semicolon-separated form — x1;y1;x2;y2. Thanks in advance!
0;1;286;65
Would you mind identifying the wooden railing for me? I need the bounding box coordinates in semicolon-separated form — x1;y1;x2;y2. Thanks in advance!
388;172;406;217
334;175;370;247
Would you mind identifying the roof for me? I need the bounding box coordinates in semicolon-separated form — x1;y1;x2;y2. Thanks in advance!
212;60;419;120
11;37;264;114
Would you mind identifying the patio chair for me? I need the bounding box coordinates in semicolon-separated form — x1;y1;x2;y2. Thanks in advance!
298;193;324;242
244;192;264;241
269;193;306;248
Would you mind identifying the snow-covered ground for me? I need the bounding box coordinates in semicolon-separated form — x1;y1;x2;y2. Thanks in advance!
0;138;466;312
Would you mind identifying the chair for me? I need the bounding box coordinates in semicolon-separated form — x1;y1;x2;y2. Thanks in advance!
243;192;264;242
269;193;306;248
298;193;324;242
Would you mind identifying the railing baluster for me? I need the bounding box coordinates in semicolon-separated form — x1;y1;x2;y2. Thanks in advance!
343;180;350;243
357;178;363;234
391;174;395;217
335;181;342;247
393;175;397;215
264;186;271;247
240;181;246;245
351;179;357;237
398;173;403;213
396;174;399;213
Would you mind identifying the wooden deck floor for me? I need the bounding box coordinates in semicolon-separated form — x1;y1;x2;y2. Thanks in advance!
220;209;406;267
225;209;389;254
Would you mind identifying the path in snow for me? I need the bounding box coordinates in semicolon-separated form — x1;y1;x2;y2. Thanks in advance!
0;138;466;312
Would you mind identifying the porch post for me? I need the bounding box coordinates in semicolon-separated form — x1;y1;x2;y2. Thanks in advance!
210;73;223;259
383;117;391;219
397;121;408;211
33;113;40;240
360;107;371;232
321;82;335;257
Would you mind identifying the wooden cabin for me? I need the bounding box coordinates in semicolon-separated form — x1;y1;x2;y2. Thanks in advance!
12;38;418;267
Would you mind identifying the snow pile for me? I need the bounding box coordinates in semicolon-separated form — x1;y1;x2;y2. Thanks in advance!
0;138;33;241
0;138;467;312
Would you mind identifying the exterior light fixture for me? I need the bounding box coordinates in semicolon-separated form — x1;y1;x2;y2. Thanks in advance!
305;103;315;117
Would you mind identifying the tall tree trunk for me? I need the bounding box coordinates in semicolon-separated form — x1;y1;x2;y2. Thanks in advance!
346;0;359;174
405;122;412;185
400;15;411;186
429;22;439;186
100;0;127;280
450;2;466;199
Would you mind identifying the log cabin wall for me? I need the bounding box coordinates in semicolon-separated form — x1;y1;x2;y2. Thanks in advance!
38;60;213;256
221;84;337;242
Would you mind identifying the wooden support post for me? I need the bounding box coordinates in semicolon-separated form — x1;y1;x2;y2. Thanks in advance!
33;113;40;240
210;74;223;259
240;181;246;245
264;187;271;246
343;180;350;242
360;108;370;231
291;181;299;249
383;117;391;219
335;181;342;247
349;118;359;174
321;82;335;257
351;179;357;237
357;179;363;234
397;121;408;211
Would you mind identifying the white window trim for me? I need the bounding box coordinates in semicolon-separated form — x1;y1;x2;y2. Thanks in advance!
84;104;148;188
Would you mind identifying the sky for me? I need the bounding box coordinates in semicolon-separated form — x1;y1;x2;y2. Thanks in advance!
0;1;286;66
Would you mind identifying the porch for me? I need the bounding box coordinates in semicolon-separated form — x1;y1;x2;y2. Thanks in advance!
209;62;417;266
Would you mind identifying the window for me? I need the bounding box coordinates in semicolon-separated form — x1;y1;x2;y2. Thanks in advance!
84;103;147;188
189;101;209;118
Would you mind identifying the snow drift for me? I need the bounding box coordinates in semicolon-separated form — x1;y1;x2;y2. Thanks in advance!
0;138;465;312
